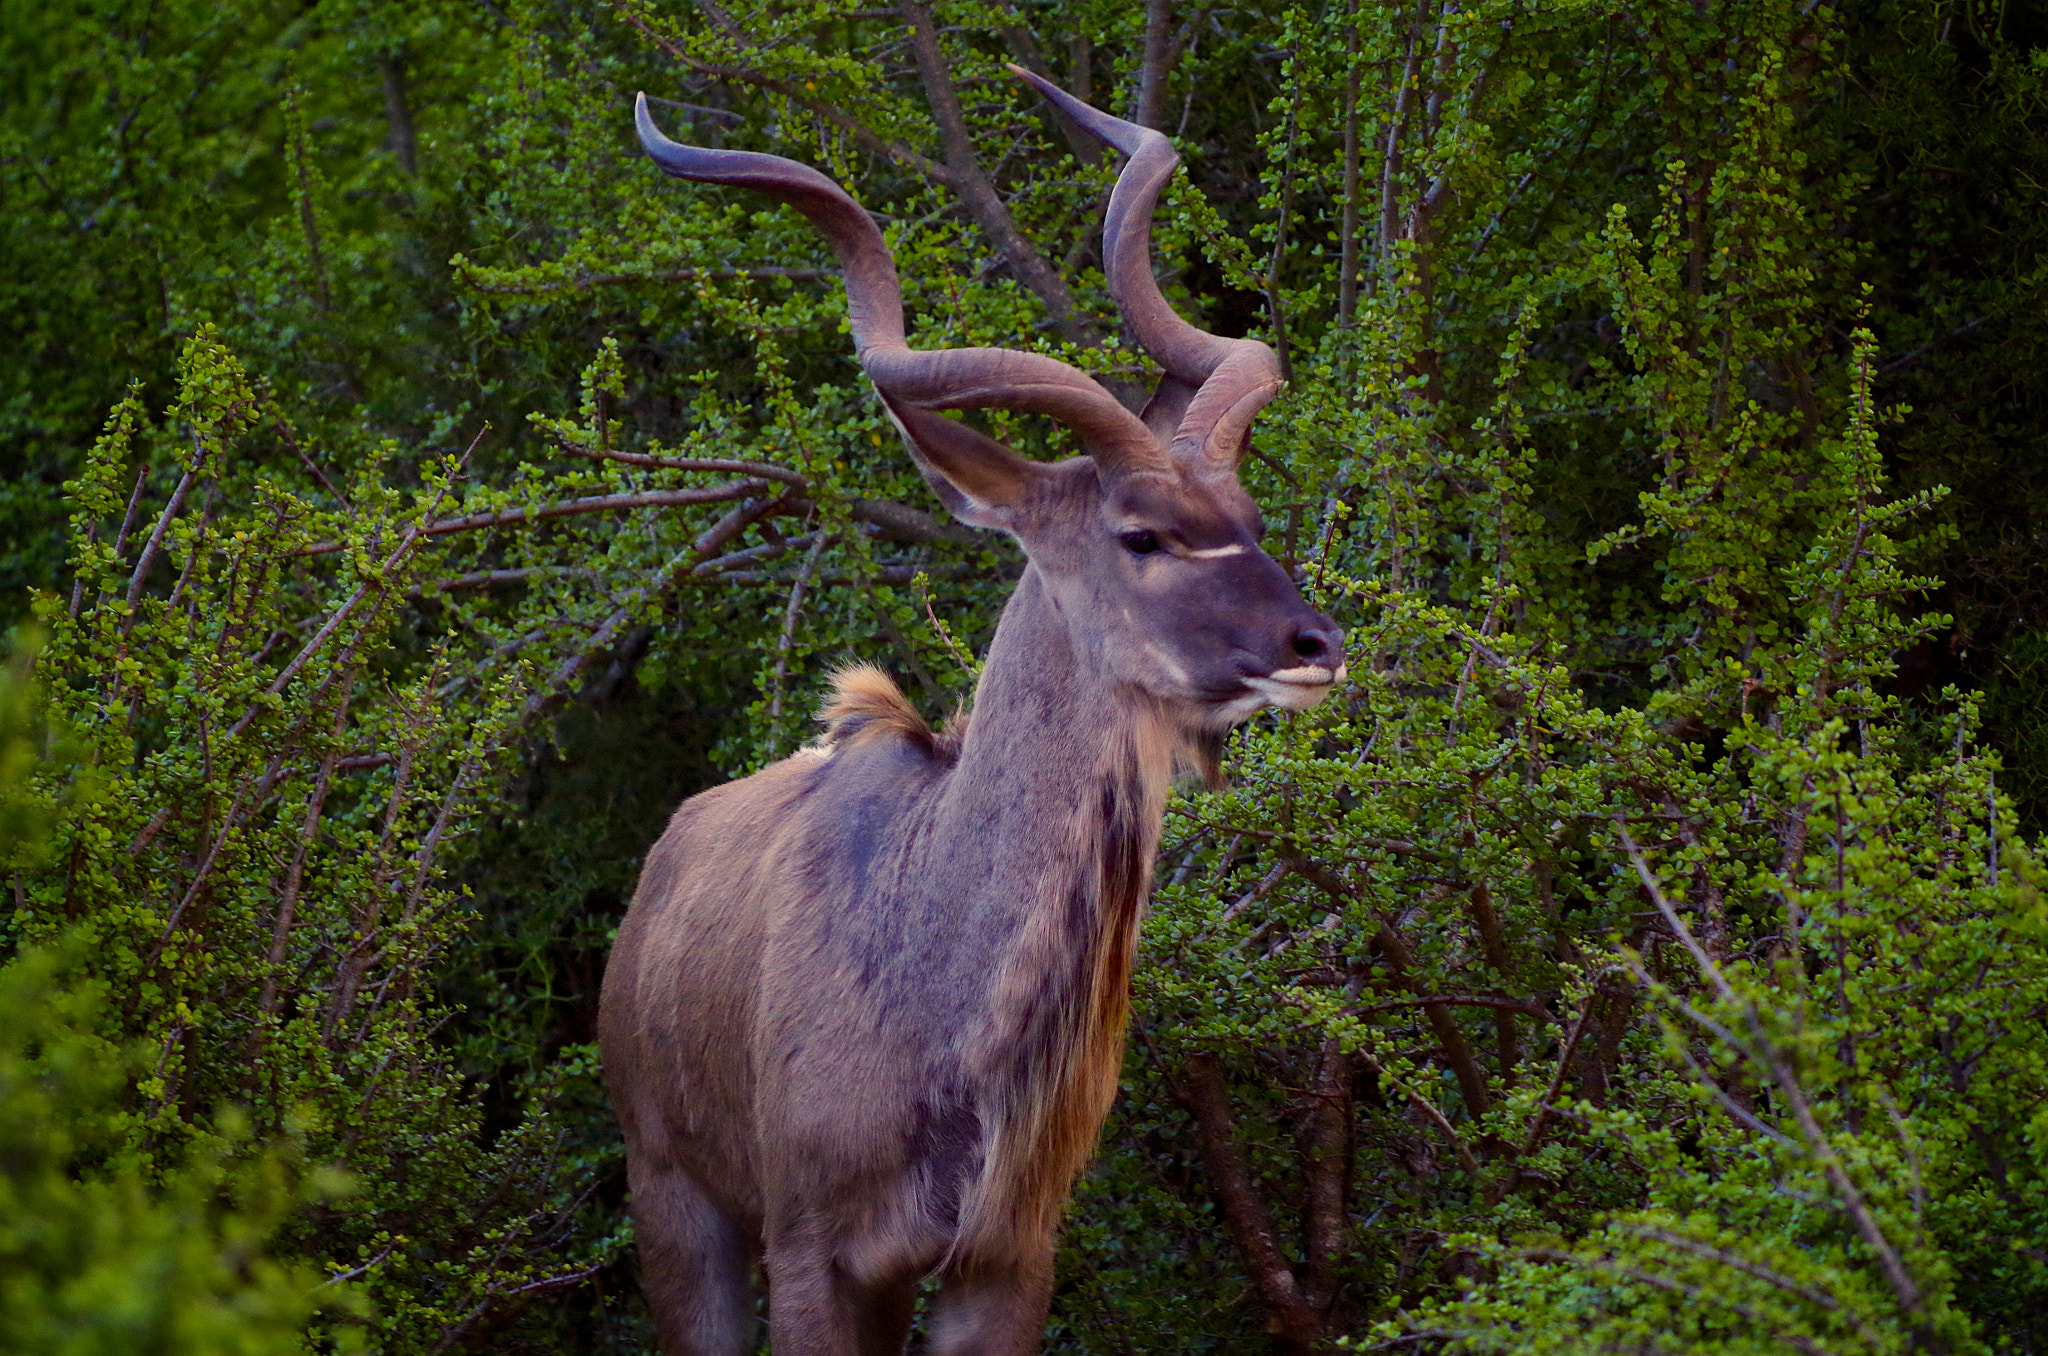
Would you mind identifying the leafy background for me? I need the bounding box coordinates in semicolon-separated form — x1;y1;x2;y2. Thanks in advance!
2;0;2045;1351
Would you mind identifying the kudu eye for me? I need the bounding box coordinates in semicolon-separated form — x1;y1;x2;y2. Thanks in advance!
1118;529;1161;556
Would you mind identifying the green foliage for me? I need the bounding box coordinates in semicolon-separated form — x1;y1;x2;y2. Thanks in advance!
0;947;358;1356
0;643;358;1355
13;333;621;1350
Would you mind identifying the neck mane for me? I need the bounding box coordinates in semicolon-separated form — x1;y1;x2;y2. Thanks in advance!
931;565;1185;1250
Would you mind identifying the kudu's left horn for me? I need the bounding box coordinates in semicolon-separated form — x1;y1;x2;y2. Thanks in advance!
634;92;1168;477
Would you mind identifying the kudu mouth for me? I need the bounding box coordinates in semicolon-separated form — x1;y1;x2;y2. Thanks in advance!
1242;662;1348;710
1205;650;1348;723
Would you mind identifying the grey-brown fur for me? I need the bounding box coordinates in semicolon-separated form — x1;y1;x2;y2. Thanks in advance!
601;74;1343;1355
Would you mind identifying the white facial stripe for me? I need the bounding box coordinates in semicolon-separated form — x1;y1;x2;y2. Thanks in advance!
1142;643;1193;690
1180;544;1249;559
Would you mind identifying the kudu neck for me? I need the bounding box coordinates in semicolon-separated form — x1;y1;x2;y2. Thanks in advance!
954;565;1179;816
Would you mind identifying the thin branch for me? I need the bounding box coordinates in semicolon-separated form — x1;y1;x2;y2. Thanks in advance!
1526;1253;1846;1356
149;753;289;959
261;698;348;1017
125;446;205;610
1616;823;1938;1342
1348;1040;1484;1180
897;0;1093;344
768;533;831;722
226;429;486;738
460;264;833;296
1616;823;1733;1003
1298;860;1491;1116
1354;993;1555;1021
1263;82;1303;382
296;482;767;557
548;444;809;486
1516;985;1596;1159
514;492;795;719
322;1240;399;1286
1618;1225;1892;1349
1199;856;1295;940
620;8;952;186
987;1;1099;161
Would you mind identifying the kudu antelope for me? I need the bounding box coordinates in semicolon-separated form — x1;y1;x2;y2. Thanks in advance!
601;71;1344;1355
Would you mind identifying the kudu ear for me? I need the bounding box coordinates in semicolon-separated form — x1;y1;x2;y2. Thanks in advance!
879;394;1042;530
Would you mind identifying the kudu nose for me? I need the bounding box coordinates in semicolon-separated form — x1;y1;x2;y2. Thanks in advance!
1291;623;1342;664
1283;613;1345;672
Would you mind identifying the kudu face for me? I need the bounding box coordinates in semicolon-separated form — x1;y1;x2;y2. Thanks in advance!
897;430;1343;729
845;66;1344;733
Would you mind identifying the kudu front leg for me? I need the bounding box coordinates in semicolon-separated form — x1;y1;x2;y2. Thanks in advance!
764;1234;919;1356
629;1164;756;1356
925;1248;1056;1356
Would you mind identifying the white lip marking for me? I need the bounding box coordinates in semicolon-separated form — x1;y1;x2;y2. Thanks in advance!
1266;664;1338;685
1182;544;1249;559
1242;674;1332;711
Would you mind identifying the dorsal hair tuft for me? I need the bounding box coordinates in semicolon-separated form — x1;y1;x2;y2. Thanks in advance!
819;664;933;748
817;665;973;761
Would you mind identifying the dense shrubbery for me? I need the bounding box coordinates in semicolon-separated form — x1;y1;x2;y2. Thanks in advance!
3;0;2045;1351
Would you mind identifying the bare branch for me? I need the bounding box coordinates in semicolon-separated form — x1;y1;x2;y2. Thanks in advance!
227;429;487;739
149;752;290;960
1616;823;1939;1342
1516;985;1596;1161
260;697;348;1018
619;9;953;185
1616;823;1734;1003
1618;1224;1892;1349
547;444;810;487
768;533;831;723
460;264;834;296
843;496;978;545
986;2;1099;162
1354;993;1555;1021
1349;1038;1484;1179
126;436;208;611
297;482;768;557
427;568;602;593
896;0;1094;345
1176;1052;1328;1351
1298;860;1492;1117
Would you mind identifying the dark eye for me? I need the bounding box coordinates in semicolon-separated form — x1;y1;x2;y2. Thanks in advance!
1118;529;1161;556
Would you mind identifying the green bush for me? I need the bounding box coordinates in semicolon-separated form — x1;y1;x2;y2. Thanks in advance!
0;947;358;1356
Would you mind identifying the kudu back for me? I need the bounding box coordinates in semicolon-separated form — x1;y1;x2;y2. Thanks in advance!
601;71;1344;1356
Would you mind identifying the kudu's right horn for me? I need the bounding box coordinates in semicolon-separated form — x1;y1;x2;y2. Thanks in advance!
1008;67;1286;476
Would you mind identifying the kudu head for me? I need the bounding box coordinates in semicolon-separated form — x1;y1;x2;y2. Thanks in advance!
635;71;1343;738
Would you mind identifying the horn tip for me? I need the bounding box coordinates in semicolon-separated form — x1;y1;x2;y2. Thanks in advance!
634;92;665;149
1006;62;1048;93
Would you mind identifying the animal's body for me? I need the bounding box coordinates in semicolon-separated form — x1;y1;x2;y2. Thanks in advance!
601;71;1343;1356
